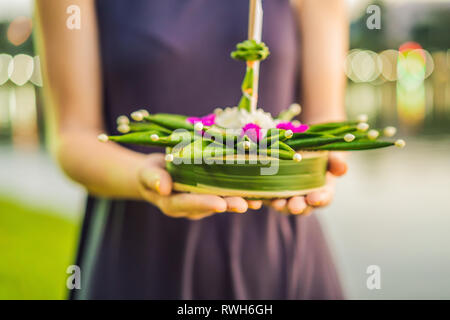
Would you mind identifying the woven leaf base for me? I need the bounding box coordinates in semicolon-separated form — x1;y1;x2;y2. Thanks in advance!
167;151;328;199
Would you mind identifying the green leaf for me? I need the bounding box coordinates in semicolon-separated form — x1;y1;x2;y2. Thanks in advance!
128;122;172;134
286;137;343;149
231;40;270;62
320;125;357;135
290;132;329;140
307;140;394;151
108;131;169;146
145;114;193;131
308;121;358;132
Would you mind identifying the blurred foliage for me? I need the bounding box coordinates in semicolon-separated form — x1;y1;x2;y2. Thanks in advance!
0;197;78;299
350;0;388;51
350;1;450;51
411;10;450;51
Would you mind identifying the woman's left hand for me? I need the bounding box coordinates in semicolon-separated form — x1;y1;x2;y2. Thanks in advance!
269;152;348;215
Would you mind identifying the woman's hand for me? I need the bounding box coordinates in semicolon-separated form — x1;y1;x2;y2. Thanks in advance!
137;153;262;220
269;152;347;215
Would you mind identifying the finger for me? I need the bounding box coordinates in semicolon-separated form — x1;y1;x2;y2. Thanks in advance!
306;172;336;208
187;212;216;220
138;183;160;204
287;196;307;214
166;193;227;213
305;189;333;207
271;198;287;212
139;166;173;196
138;186;186;218
327;152;348;177
147;153;167;167
224;197;248;213
247;200;262;210
302;206;314;216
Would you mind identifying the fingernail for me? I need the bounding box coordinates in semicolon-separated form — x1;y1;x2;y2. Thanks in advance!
312;201;321;206
215;207;226;213
292;208;304;215
155;180;161;194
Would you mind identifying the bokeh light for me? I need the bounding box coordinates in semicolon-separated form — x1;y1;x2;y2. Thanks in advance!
351;50;382;83
345;46;434;85
9;54;34;86
30;56;43;87
397;81;426;126
379;49;399;81
7;16;33;46
0;54;13;85
398;43;426;89
397;42;428;127
344;49;360;82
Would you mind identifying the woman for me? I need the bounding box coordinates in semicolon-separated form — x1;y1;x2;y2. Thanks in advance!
36;0;348;299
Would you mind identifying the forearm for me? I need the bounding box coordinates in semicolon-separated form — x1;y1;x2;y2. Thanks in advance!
35;1;145;199
297;0;349;124
56;128;147;199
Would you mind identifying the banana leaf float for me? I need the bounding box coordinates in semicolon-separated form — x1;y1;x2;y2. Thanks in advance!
98;40;405;199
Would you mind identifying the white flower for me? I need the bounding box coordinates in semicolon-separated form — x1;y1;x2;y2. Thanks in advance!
214;107;276;129
251;108;276;129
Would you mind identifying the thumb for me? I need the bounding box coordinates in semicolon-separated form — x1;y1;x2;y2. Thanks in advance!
139;165;173;196
327;151;348;177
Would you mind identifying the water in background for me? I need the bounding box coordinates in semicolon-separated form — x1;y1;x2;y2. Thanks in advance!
321;136;450;299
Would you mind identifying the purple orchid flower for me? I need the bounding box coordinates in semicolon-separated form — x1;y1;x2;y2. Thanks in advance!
241;123;262;142
186;113;216;126
276;121;309;133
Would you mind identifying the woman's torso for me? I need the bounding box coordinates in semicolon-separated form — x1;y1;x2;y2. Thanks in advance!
71;0;342;300
96;0;299;135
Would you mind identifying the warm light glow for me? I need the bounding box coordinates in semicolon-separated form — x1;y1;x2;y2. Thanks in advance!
30;56;43;87
9;54;34;86
7;16;33;46
379;50;399;81
345;49;382;83
397;42;427;127
344;49;361;82
0;54;13;85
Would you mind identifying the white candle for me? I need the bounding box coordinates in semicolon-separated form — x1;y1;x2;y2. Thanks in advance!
248;0;263;113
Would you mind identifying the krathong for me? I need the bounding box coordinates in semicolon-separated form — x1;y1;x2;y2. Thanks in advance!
98;3;405;199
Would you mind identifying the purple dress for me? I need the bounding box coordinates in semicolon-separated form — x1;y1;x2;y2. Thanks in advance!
71;0;343;299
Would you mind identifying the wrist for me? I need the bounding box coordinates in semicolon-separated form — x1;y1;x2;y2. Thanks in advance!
126;152;148;200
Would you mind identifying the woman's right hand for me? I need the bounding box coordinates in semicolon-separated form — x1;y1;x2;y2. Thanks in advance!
137;153;262;220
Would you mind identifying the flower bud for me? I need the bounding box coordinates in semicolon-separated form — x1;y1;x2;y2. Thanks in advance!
344;133;355;142
384;126;397;137
357;114;368;123
367;129;379;140
289;103;301;115
293;153;302;162
131;111;144;121
116;115;129;125
357;122;369;132
395;139;405;148
165;154;174;162
117;124;130;133
97;134;108;142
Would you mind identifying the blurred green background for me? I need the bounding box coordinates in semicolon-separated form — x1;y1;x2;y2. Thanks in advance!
0;0;449;299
